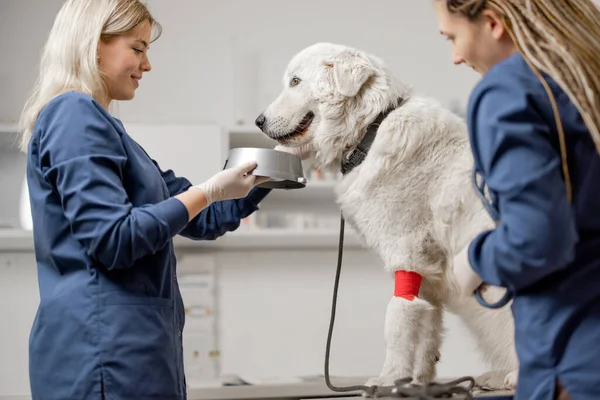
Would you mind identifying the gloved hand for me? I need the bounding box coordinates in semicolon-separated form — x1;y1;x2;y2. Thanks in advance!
194;161;270;206
274;142;313;160
452;243;483;297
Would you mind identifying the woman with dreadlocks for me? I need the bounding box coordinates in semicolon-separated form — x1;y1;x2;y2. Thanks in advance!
434;0;600;399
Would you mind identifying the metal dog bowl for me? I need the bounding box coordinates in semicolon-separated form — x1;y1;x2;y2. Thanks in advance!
223;147;307;189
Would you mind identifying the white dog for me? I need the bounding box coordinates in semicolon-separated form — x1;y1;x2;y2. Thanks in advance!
255;43;518;391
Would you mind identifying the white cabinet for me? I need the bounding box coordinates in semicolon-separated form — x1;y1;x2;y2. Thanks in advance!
0;252;40;396
177;254;221;384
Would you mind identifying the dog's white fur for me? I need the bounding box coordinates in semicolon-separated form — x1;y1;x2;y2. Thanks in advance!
257;43;518;390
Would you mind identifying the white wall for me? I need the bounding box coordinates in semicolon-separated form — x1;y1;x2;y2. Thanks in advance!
0;0;64;124
0;0;490;396
0;0;480;126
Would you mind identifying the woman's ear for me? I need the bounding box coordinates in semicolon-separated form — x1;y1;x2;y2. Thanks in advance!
481;9;506;40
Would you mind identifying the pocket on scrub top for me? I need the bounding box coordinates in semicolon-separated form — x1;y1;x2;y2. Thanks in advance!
100;291;174;307
99;293;181;398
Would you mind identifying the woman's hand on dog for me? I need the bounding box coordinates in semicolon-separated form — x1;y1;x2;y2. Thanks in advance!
452;244;484;297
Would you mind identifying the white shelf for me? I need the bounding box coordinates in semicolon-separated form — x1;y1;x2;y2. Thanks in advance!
263;180;338;204
0;125;21;152
0;124;18;134
200;228;363;250
305;180;337;188
272;179;337;191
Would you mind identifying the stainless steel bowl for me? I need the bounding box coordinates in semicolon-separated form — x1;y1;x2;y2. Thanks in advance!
223;147;307;189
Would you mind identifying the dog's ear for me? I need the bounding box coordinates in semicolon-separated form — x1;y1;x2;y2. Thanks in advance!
329;50;376;98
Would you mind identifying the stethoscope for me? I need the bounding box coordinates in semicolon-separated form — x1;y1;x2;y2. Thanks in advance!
471;168;513;309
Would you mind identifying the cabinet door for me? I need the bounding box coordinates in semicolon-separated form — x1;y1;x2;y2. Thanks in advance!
0;252;40;395
176;253;221;384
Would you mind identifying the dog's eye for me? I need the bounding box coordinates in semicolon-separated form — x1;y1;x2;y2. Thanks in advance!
290;77;301;87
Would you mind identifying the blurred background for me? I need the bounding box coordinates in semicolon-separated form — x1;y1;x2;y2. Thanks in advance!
1;1;576;398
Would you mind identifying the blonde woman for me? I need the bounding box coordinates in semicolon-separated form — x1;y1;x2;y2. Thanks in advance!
18;0;309;398
434;0;600;399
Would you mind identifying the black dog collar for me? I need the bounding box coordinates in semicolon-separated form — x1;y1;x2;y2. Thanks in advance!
340;97;405;175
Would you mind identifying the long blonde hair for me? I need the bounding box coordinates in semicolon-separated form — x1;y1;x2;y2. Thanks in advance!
17;0;162;153
445;0;600;203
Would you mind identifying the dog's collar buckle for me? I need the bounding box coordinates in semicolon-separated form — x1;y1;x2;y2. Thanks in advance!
340;97;405;175
341;147;369;175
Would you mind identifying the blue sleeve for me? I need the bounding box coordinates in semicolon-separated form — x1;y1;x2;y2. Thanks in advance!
149;158;272;240
39;93;190;270
466;76;578;292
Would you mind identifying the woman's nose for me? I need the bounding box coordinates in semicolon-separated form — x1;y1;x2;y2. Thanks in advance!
142;55;152;72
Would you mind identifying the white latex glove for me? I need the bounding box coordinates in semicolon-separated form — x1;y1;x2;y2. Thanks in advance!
274;143;313;160
452;243;484;297
194;161;270;206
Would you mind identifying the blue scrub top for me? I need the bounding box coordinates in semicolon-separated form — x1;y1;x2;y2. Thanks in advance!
26;91;270;399
466;53;600;400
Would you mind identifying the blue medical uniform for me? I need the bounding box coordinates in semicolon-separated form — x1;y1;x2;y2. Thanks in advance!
26;91;270;399
467;53;600;399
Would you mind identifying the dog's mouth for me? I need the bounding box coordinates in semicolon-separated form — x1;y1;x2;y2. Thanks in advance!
274;112;314;143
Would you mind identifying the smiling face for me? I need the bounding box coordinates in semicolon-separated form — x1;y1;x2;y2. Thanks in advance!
433;0;516;74
97;19;152;107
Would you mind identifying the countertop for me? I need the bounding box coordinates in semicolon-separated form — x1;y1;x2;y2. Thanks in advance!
0;228;365;252
0;376;514;400
186;380;513;400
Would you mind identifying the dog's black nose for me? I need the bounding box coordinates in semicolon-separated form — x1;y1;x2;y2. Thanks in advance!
255;114;266;129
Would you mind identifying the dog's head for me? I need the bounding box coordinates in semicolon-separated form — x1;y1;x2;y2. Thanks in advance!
255;43;406;171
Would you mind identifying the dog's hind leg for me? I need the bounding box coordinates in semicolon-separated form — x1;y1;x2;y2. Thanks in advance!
411;301;443;384
475;369;518;390
365;295;435;388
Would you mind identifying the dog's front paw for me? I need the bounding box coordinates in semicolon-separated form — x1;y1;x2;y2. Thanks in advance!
361;375;401;397
504;369;518;389
364;374;398;388
475;369;516;391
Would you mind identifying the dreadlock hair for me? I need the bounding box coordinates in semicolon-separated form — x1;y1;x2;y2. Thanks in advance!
444;0;600;203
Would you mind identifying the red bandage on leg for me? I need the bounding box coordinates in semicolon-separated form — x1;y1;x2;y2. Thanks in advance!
394;270;422;301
